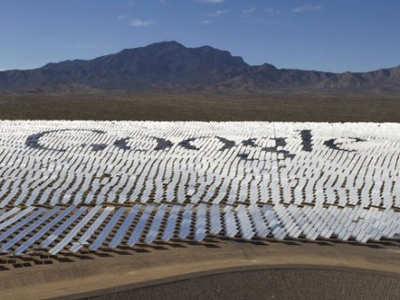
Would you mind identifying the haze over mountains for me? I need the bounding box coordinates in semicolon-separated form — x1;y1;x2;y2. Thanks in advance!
1;41;399;93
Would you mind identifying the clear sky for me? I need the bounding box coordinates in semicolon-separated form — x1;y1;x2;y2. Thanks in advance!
1;0;399;73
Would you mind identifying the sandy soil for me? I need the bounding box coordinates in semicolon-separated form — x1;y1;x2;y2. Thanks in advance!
62;267;400;300
1;239;400;299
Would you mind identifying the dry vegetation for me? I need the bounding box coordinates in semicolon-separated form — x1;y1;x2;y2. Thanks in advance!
0;91;399;121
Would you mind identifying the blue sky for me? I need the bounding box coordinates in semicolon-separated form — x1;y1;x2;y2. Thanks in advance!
0;0;399;72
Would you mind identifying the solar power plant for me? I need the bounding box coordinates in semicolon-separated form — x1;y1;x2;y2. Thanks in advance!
0;121;399;256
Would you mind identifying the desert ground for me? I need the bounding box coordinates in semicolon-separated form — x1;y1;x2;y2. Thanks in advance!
1;92;400;122
0;238;400;299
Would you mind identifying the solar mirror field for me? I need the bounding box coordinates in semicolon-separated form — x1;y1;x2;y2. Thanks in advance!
0;121;398;258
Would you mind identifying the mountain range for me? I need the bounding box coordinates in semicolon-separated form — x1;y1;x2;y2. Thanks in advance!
1;41;400;93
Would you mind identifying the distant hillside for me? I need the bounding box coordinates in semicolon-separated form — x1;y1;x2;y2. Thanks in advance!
0;41;400;93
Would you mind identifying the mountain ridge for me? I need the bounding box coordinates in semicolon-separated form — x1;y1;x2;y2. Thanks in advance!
1;41;400;93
